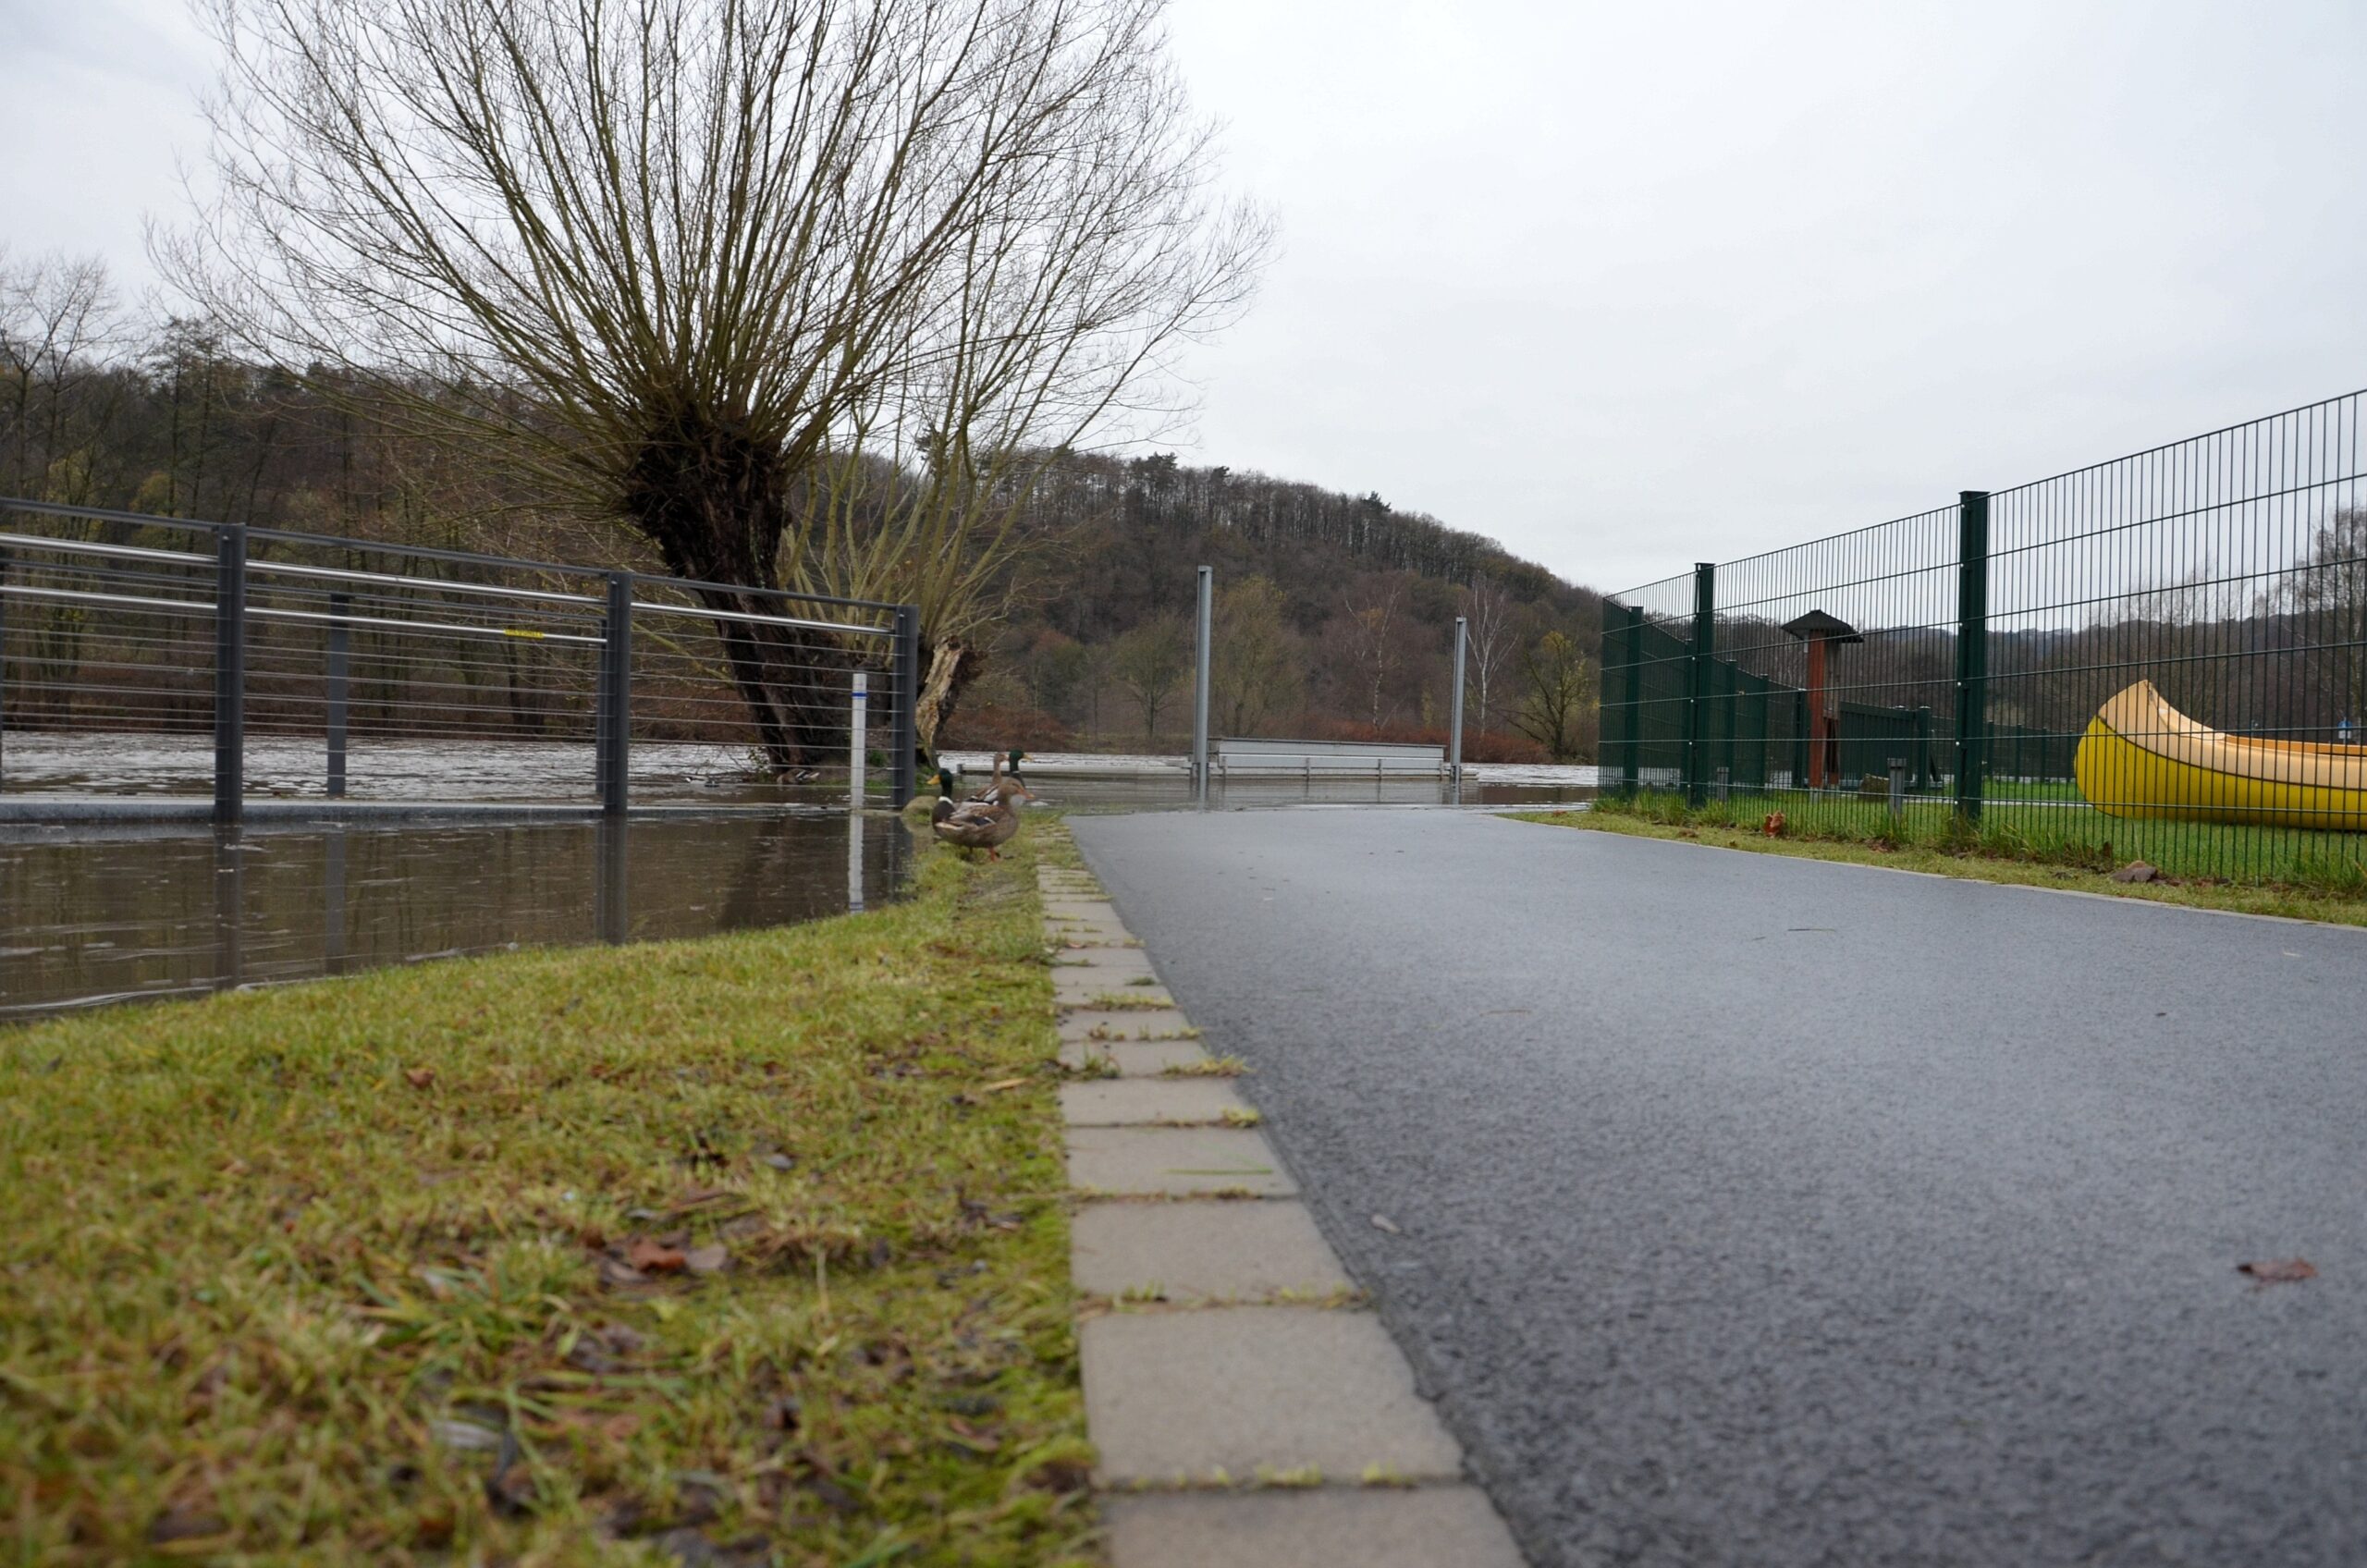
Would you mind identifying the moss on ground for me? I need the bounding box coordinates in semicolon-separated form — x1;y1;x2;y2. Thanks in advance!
1514;804;2367;930
0;824;1095;1565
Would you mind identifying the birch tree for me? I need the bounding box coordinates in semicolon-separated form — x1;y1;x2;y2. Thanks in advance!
1464;573;1512;732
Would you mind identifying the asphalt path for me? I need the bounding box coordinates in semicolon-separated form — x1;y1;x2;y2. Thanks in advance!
1068;809;2367;1567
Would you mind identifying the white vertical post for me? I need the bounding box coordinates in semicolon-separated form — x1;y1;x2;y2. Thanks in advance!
847;671;867;912
1192;565;1213;807
848;671;868;807
1449;615;1467;794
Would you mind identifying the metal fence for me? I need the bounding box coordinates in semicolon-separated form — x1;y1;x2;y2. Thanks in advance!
0;498;918;817
1600;390;2367;887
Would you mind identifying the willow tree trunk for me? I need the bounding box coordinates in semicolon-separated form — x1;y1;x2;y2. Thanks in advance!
621;411;844;770
914;634;983;767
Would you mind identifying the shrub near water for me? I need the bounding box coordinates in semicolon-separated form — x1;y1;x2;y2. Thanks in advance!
0;843;1091;1565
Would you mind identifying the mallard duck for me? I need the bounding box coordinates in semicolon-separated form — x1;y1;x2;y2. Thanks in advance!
964;749;1028;803
931;766;1030;859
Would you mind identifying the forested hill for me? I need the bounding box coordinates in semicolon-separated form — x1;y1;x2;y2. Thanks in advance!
1021;451;1588;631
955;450;1604;759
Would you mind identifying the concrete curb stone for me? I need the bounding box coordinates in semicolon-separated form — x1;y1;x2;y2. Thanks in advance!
1060;1078;1253;1126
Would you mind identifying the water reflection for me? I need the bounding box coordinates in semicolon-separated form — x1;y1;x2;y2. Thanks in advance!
0;813;910;1021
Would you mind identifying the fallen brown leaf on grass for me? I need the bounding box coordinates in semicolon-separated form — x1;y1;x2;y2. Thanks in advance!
626;1238;687;1274
2238;1257;2316;1284
403;1067;435;1090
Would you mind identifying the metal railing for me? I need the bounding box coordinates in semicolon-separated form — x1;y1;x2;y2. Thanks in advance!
0;498;919;818
1600;389;2367;888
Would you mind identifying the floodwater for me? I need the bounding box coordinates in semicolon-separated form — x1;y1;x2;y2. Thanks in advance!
0;813;910;1022
1;734;1598;811
0;733;848;804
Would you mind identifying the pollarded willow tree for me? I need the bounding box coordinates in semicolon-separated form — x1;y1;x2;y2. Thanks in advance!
168;0;1271;766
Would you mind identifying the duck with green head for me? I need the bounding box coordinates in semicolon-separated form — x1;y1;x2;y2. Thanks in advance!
931;765;1030;859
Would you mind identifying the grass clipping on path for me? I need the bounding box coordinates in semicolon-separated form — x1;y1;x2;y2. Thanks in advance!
1516;802;2367;928
0;839;1092;1565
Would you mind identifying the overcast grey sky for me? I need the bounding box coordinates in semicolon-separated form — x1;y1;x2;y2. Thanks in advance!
5;0;2364;590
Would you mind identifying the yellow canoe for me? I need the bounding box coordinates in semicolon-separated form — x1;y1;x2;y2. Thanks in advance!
2073;680;2367;831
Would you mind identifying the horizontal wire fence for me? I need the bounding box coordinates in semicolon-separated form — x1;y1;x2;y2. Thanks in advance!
1601;390;2367;888
0;498;916;814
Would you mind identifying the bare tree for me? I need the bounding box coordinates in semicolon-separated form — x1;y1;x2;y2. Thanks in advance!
1110;614;1189;741
169;0;1271;766
2287;507;2367;730
1212;574;1300;735
1513;630;1592;762
1464;573;1513;732
0;250;129;502
1339;581;1404;729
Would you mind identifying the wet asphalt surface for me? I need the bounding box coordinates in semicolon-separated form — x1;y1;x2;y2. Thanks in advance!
1068;810;2367;1567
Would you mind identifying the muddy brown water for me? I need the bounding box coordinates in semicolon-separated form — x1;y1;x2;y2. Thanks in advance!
0;813;910;1022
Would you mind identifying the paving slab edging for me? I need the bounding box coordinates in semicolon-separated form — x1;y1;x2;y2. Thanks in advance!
1036;827;1527;1568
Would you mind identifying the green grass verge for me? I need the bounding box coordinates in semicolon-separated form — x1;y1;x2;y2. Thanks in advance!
0;823;1094;1565
1575;786;2367;897
1514;801;2367;929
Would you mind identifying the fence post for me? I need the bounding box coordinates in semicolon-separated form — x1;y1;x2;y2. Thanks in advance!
1685;561;1715;807
325;591;350;798
1192;565;1212;806
214;525;247;825
0;545;9;790
890;606;919;810
1621;604;1642;794
1954;491;1990;822
596;572;632;816
1448;615;1466;790
848;670;868;807
595;817;629;944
